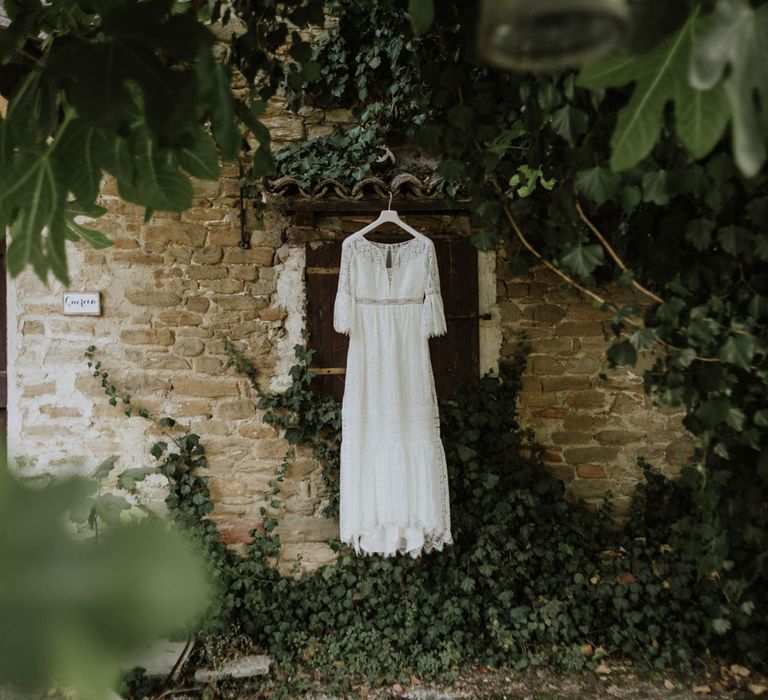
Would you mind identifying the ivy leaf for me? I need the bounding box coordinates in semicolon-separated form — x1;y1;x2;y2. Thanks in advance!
408;0;434;36
719;334;757;369
561;244;604;278
685;219;715;250
576;166;620;205
690;0;768;177
301;60;322;82
93;493;132;526
577;12;729;170
117;467;157;490
630;328;657;350
717;225;752;256
471;230;498;251
92;455;119;481
712;618;732;634
607;340;638;366
641;170;669;205
551;105;589;147
696;397;745;430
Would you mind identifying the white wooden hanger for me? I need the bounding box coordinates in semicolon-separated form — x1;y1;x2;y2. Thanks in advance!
349;192;428;242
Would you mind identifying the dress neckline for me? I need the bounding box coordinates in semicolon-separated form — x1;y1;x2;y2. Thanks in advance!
359;236;419;249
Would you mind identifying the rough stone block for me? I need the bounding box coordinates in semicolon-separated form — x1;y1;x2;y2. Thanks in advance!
528;338;575;354
563;414;594;431
564;446;620;462
113;251;165;265
185;296;211;312
207;228;241;246
260;307;287;322
565;357;602;374
173;377;240;397
39;405;82;418
188;265;228;280
23;381;57;398
278;542;338;575
199;279;244;294
595;430;644;445
568;390;606;409
141;222;206;247
533;407;568;419
276;514;339;543
551;431;593;445
214;295;269;311
541;376;591;392
665;436;694;466
555;321;605;337
228;264;258;281
192;246;224;264
156;311;203;326
175;337;205;357
222;247;275;266
530;357;564;374
193;357;224;374
218;399;255;420
125;290;182;307
532;303;567;323
576;464;607;479
119;329;175;346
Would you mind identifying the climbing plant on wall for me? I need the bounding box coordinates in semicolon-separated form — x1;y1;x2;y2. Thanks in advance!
86;344;768;695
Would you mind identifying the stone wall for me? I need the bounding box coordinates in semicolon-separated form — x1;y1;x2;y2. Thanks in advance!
6;94;691;575
497;245;691;517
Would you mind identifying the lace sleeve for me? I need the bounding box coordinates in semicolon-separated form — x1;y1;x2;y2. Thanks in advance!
422;239;447;338
333;240;355;335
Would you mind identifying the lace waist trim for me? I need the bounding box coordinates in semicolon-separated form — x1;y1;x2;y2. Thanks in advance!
355;296;423;305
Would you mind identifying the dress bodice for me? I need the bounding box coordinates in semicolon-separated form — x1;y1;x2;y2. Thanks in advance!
333;235;447;338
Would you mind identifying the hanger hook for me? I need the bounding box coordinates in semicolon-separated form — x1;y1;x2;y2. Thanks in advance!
387;191;393;210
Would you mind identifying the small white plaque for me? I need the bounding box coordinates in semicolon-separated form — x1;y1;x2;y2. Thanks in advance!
63;292;101;316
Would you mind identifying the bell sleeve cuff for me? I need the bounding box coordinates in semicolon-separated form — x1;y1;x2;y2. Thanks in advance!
422;291;447;338
422;239;447;338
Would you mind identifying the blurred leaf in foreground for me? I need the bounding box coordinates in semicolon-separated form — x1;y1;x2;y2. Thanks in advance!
0;453;212;700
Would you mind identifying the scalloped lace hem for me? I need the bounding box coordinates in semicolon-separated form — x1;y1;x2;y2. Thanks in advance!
343;526;453;559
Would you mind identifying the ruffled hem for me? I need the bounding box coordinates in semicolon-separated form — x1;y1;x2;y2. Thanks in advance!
343;525;453;559
422;291;447;338
333;291;354;335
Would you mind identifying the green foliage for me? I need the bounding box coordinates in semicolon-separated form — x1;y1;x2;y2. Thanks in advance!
577;9;729;171
0;448;211;700
89;343;768;694
690;0;768;177
0;0;284;282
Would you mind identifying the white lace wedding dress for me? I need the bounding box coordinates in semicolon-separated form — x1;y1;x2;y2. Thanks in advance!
333;233;453;558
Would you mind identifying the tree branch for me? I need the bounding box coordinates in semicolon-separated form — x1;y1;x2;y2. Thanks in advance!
575;200;665;305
